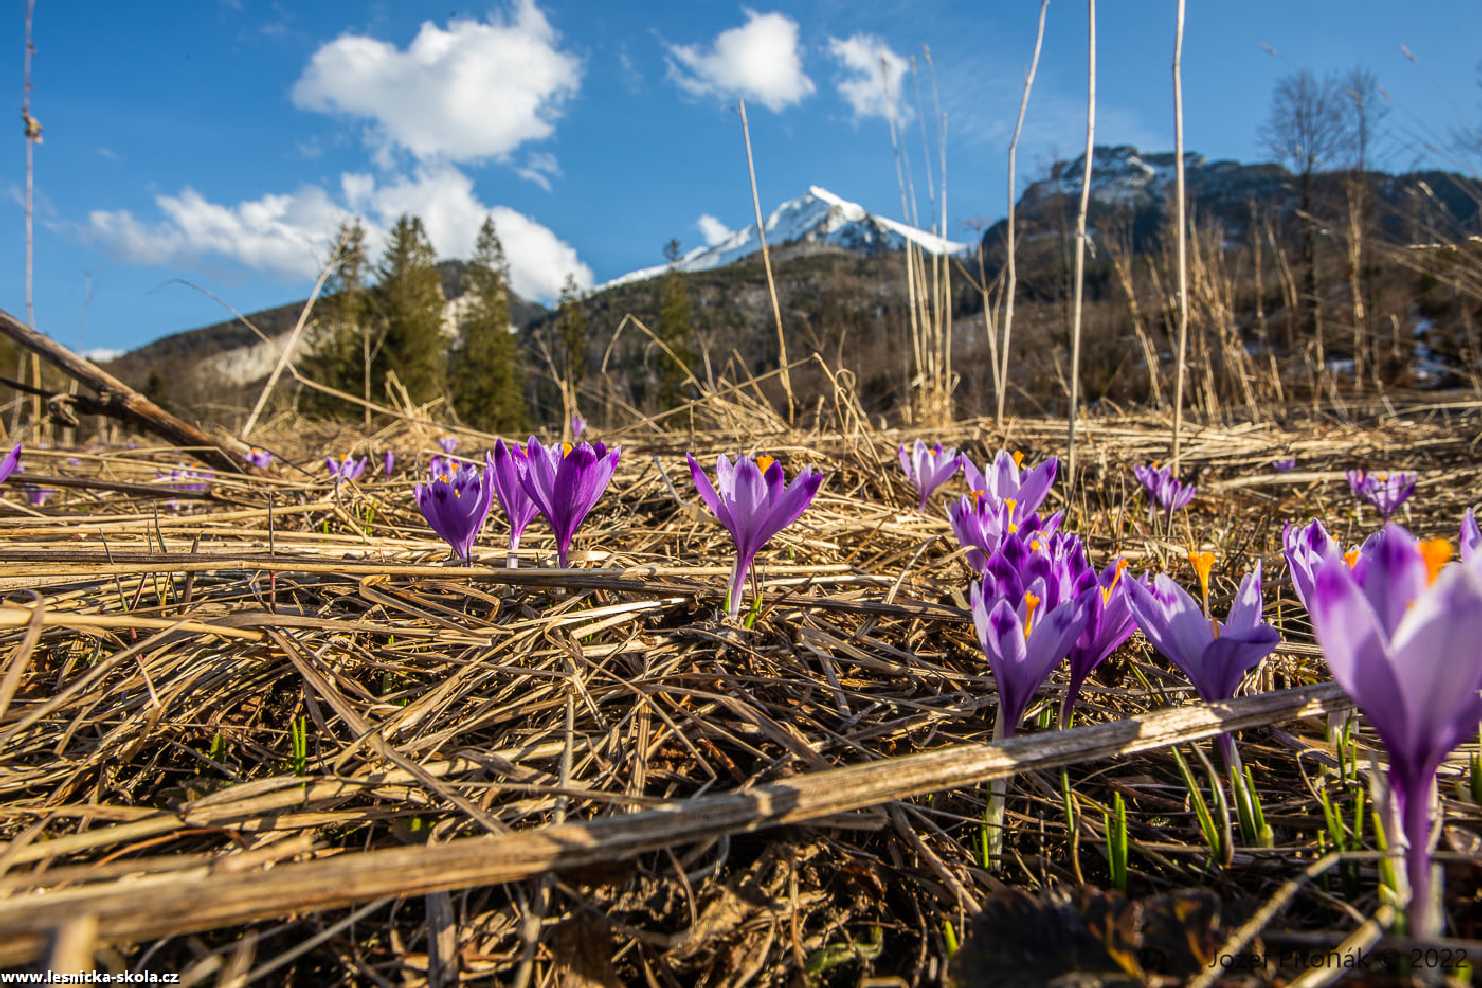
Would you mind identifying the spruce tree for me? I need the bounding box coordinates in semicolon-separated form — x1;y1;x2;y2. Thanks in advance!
303;219;372;419
553;274;588;403
655;239;696;409
451;216;526;432
375;215;447;406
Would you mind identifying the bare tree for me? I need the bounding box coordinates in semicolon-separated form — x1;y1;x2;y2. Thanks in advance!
1259;69;1346;366
1339;67;1387;388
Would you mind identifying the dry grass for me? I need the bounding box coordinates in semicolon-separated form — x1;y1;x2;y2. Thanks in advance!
0;391;1479;985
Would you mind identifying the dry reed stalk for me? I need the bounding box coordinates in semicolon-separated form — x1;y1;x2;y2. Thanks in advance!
239;250;337;440
998;0;1050;430
21;0;39;443
736;98;793;425
1170;0;1190;471
1065;0;1097;489
1107;238;1164;407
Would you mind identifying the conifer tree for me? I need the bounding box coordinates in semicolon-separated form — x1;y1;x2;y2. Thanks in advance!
655;239;696;409
375;214;447;406
303;219;372;419
553;274;588;402
452;216;526;432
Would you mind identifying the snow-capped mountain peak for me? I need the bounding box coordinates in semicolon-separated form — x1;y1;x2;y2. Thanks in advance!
600;186;968;290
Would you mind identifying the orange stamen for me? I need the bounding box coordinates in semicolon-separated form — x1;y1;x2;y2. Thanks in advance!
1023;590;1041;638
561;442;573;457
1005;497;1017;514
1344;548;1361;568
1419;539;1453;585
1187;549;1216;609
755;454;775;474
1012;450;1025;468
971;488;987;507
1102;558;1128;604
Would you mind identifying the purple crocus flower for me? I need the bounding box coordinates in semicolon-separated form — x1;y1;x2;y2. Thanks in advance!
438;436;459;454
25;486;53;507
948;491;1061;572
244;449;273;470
1126;559;1280;764
970;533;1091;737
1282;519;1359;613
571;414;586;439
490;440;541;567
1462;508;1480;566
413;458;494;562
326;455;367;486
1346;469;1415;520
1308;524;1482;938
158;467;211;511
1272;458;1296;473
963;451;1058;520
1132;462;1163;496
0;443;20;483
1134;462;1197;513
688;453;824;620
898;440;961;511
1062;556;1136;726
520;438;621;567
384;451;396;478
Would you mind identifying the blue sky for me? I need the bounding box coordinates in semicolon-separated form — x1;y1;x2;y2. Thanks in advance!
2;0;1477;355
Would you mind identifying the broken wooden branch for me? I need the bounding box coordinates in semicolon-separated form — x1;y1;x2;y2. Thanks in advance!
0;680;1349;963
0;308;245;472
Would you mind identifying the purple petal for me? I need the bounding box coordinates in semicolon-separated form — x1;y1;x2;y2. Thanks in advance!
688;453;733;534
0;443;20;483
1199;624;1279;701
1224;563;1264;632
1461;508;1480;566
1013;456;1058;517
1353;525;1426;638
1386;563;1482;765
1310;557;1408;748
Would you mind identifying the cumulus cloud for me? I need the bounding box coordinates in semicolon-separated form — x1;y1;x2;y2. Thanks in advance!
357;165;590;299
88;186;351;279
291;0;581;162
88;165;590;302
827;34;910;124
696;213;734;246
666;10;814;112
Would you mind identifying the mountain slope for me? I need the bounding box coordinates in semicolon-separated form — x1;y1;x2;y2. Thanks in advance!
103;260;546;391
983;145;1481;257
602;185;967;289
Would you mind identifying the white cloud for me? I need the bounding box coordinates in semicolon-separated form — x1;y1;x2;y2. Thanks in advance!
515;151;561;191
291;0;581;162
666;10;814;112
360;165;590;299
87;165;590;303
88;185;351;279
696;213;734;246
827;34;910;125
